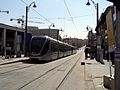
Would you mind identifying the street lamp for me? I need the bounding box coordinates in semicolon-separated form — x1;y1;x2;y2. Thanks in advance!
24;2;37;56
86;0;103;62
10;18;24;28
57;28;63;40
49;23;55;29
86;0;99;29
86;25;93;31
49;23;55;37
0;10;9;14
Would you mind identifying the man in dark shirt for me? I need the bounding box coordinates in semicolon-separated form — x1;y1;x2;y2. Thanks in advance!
84;47;89;59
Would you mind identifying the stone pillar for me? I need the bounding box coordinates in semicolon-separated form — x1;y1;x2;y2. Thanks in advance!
3;28;6;57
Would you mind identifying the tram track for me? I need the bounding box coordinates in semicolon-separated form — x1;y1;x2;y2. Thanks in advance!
0;64;35;75
0;54;76;76
17;50;83;90
56;53;82;90
0;50;83;90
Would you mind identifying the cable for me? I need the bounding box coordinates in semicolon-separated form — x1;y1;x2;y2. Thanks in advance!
31;9;53;24
64;0;79;33
29;14;94;20
20;0;27;5
20;0;53;24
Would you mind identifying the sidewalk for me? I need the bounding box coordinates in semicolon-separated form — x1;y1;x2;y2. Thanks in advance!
84;58;114;90
0;55;29;65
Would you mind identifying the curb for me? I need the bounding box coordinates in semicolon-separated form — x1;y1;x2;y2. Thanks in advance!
0;57;29;65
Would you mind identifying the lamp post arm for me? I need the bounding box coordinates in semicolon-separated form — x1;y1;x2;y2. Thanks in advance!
28;2;35;10
96;3;99;26
87;0;99;26
87;25;93;31
0;10;9;14
90;0;97;7
49;23;54;29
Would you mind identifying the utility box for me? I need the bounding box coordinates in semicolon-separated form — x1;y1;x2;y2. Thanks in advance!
103;75;111;89
110;77;115;90
103;75;115;90
81;62;85;65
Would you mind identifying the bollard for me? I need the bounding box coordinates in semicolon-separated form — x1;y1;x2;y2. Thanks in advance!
81;61;85;65
103;75;111;89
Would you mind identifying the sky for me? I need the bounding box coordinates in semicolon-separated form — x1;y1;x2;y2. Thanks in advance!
0;0;112;39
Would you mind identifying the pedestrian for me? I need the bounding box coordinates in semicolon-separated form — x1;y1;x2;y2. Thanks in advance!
84;47;89;59
2;47;5;57
110;51;115;65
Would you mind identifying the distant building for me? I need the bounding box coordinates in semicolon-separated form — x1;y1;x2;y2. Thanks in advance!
0;23;87;57
0;23;63;57
28;26;62;40
62;38;87;48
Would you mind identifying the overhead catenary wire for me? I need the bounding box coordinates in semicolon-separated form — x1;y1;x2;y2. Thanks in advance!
29;14;94;20
20;0;53;24
20;0;86;38
63;0;79;34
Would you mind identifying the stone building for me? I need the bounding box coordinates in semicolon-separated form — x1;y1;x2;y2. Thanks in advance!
0;23;62;57
0;23;27;57
62;38;87;48
28;26;62;40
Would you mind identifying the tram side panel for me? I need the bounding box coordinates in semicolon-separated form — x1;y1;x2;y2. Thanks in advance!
29;36;77;61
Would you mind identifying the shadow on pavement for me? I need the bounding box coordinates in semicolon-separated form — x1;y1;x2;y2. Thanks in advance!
21;59;51;64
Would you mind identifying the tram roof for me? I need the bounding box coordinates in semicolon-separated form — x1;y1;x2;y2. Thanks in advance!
32;35;76;48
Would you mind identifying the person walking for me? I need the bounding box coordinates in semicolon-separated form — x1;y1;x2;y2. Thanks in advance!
2;46;5;57
84;47;89;59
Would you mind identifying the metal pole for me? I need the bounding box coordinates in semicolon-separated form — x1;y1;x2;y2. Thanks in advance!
96;3;99;27
96;3;100;61
24;6;28;56
57;30;59;58
49;27;51;37
3;28;6;57
0;10;9;14
115;5;120;90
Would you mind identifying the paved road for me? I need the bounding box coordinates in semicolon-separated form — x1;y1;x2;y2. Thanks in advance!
0;49;114;90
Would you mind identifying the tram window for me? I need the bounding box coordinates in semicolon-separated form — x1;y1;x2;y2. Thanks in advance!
59;44;64;52
51;42;57;52
41;41;49;55
30;38;45;53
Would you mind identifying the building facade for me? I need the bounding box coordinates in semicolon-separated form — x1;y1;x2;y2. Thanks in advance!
95;5;116;61
28;26;62;40
62;38;87;48
0;23;27;57
0;24;62;57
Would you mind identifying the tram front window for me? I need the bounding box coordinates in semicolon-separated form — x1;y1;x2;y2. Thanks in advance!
30;37;45;54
